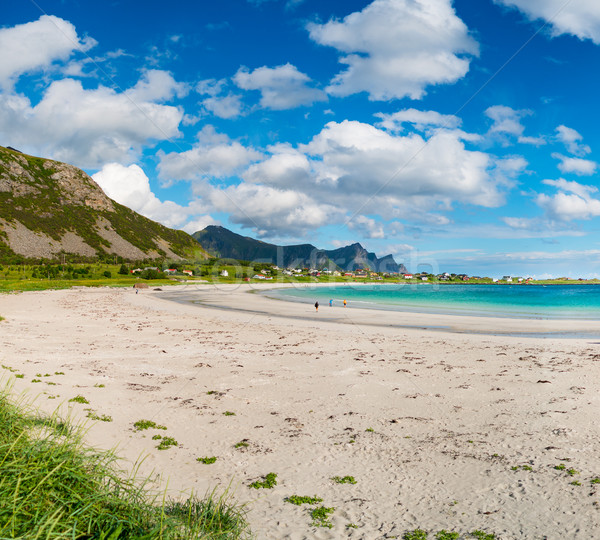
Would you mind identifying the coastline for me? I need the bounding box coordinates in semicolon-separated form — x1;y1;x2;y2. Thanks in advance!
2;285;600;538
159;282;600;338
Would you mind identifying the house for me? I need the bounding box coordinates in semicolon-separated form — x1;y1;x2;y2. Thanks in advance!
182;270;193;276
164;269;177;275
403;274;413;279
421;276;428;281
220;270;229;277
252;274;266;280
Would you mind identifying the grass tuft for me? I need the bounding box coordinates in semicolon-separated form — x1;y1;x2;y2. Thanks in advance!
0;384;250;538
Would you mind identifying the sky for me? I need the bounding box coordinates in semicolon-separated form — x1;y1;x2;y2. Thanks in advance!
2;0;600;278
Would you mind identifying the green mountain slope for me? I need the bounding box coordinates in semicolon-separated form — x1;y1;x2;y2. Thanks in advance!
0;146;207;263
192;225;407;273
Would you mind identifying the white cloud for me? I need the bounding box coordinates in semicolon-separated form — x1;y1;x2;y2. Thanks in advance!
552;153;597;175
307;0;478;100
241;120;509;234
485;105;532;137
555;125;591;156
0;15;96;89
127;69;188;102
233;63;327;110
208;183;340;236
93;163;206;229
348;215;386;238
202;93;244;118
157;126;262;181
375;108;461;132
0;75;183;168
537;178;600;221
494;0;600;44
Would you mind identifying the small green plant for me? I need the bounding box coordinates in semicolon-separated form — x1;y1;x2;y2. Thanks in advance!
15;374;24;379
331;475;356;484
522;465;533;471
249;473;277;489
87;411;112;422
310;506;334;528
570;480;581;486
223;411;236;416
285;495;323;506
510;466;519;471
94;383;105;388
554;463;566;471
365;427;374;432
566;468;579;476
470;531;496;540
133;419;167;431
46;381;56;386
436;531;459;540
346;523;358;529
31;379;41;383
69;395;89;404
234;440;249;449
54;371;65;375
156;436;178;450
591;477;600;484
403;529;428;540
152;434;162;440
207;390;217;395
197;456;217;465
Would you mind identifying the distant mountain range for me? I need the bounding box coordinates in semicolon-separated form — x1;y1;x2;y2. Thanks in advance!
0;146;206;262
192;225;407;273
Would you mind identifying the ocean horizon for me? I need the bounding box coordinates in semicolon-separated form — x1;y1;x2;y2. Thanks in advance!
262;283;600;320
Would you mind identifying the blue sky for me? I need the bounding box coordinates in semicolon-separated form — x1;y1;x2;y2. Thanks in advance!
3;0;600;277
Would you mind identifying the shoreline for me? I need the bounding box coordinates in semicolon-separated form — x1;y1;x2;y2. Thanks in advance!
157;283;600;338
2;286;600;538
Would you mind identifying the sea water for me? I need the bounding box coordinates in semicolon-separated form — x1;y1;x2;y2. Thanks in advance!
262;283;600;320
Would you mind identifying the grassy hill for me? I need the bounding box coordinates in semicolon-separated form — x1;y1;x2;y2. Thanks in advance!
0;146;207;264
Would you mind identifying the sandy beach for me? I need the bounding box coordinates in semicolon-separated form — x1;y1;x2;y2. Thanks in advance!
2;284;600;539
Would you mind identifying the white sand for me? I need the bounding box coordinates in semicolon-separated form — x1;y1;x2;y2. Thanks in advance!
1;284;600;539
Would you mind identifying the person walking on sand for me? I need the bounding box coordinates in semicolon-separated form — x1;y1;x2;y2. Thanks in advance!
343;299;347;307
329;299;333;307
315;301;319;312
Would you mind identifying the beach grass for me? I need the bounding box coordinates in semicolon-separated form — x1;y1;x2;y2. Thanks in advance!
0;384;250;539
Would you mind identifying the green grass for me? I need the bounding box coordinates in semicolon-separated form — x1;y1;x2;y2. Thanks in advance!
133;419;167;431
403;530;428;540
156;436;178;450
331;475;357;484
310;506;334;528
234;440;249;449
249;473;277;489
197;456;217;465
0;384;250;538
284;495;323;506
223;411;236;416
68;395;89;404
86;411;113;422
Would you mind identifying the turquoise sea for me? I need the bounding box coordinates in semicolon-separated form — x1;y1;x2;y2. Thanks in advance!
263;284;600;320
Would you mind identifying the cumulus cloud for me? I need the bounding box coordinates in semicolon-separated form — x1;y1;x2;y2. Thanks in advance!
537;178;600;221
202;94;244;118
157;126;262;181
0;15;96;89
127;69;188;102
307;0;478;100
240;120;509;235
92;163;211;229
208;183;341;237
0;74;184;168
233;63;327;110
552;153;597;175
375;108;461;132
555;125;591;156
486;105;531;137
494;0;600;44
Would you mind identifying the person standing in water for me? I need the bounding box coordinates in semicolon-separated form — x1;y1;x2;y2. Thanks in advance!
315;301;319;312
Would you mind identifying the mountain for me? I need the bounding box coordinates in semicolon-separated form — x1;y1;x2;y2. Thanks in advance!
0;146;207;263
192;225;407;273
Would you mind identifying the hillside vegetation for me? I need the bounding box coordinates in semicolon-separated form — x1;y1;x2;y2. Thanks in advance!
0;146;206;264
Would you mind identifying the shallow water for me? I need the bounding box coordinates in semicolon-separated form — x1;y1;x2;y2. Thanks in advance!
263;283;600;320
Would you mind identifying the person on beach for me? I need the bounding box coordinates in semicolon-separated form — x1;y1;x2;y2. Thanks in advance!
329;299;333;307
315;301;319;312
343;299;347;307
